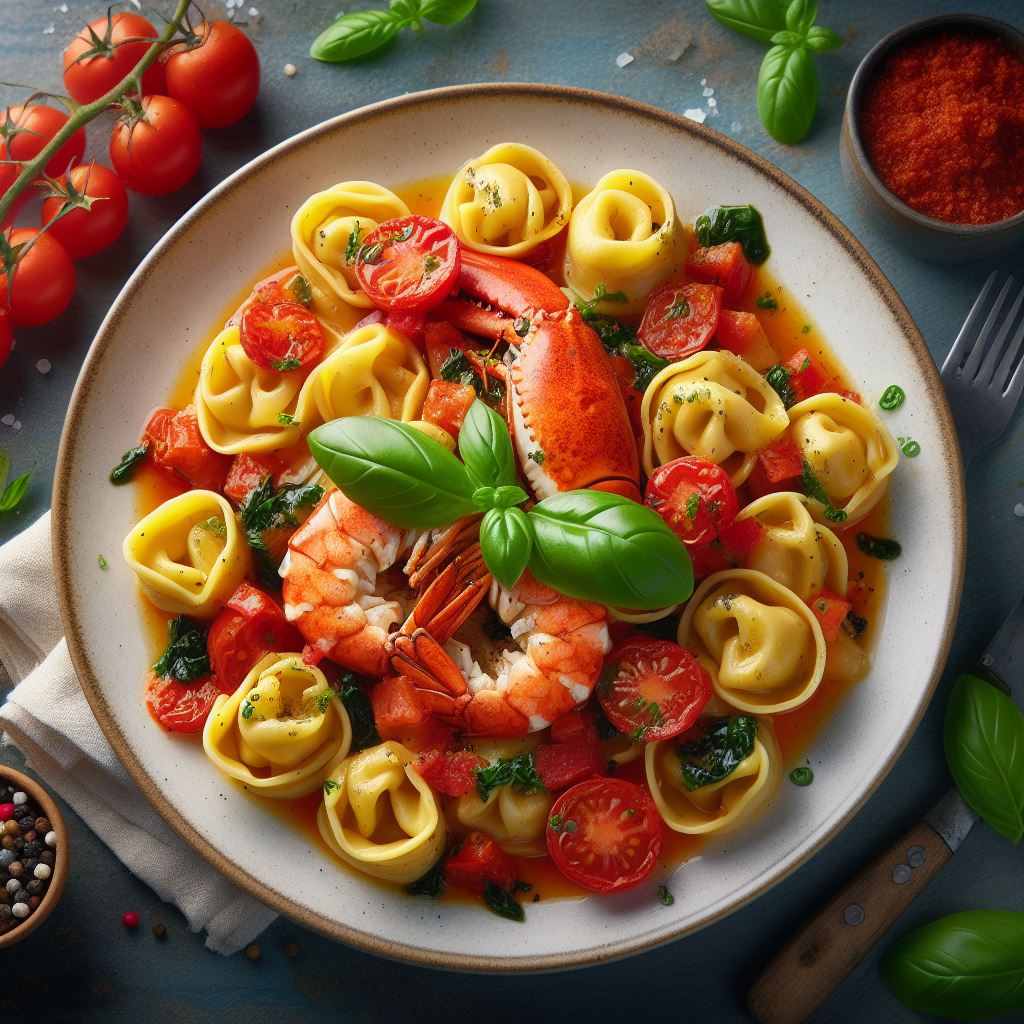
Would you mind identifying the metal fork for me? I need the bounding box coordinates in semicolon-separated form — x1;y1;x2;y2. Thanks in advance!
941;270;1024;466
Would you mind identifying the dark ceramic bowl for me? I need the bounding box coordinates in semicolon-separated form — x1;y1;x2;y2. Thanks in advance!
841;14;1024;261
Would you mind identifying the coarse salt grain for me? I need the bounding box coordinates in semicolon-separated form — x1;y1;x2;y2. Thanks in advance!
702;86;714;97
36;359;51;375
248;6;259;14
731;121;743;132
43;24;55;34
616;52;634;68
284;63;297;77
683;108;707;124
58;2;68;11
708;98;718;109
1014;503;1024;517
12;421;21;431
1;415;13;427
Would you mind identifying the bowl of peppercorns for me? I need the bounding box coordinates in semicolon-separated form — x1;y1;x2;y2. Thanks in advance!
0;767;68;948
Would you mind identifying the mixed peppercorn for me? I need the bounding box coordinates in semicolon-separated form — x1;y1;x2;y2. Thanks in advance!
0;782;58;937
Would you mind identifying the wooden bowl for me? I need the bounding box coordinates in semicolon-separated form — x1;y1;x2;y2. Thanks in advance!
841;13;1024;261
0;766;69;949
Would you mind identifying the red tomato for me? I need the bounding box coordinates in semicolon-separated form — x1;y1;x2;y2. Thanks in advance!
0;308;12;369
385;309;427;345
0;144;17;211
599;636;712;743
644;456;740;547
808;589;852;643
40;162;129;259
109;95;201;196
392;717;454;756
62;12;164;105
715;309;765;356
145;674;226;733
424;321;465;377
163;21;260;129
783;349;829;403
0;228;76;327
354;215;461;312
5;104;86;178
756;436;803;484
444;831;516;896
414;750;487;797
685;242;752;305
142;405;230;491
422;379;476;439
535;734;607;792
638;282;722;360
688;518;765;580
546;778;662;893
370;675;428;738
239;301;325;372
223;452;278;505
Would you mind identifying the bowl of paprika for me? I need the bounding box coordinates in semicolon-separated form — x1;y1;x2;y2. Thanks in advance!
841;14;1024;261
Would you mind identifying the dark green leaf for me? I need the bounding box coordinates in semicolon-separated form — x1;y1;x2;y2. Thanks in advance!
309;416;477;529
855;532;902;561
676;716;758;790
944;674;1024;843
805;25;843;51
288;274;313;305
694;205;771;264
880;910;1024;1021
153;616;210;682
240;477;324;588
770;29;803;45
406;858;446;898
757;43;819;144
480;507;533;589
764;364;796;408
658;884;675;906
784;0;816;36
475;751;545;802
339;678;381;751
621;344;669;392
459;399;517;489
310;9;401;63
483;881;525;922
800;459;847;523
439;348;505;406
109;444;148;485
0;469;31;512
704;0;789;43
420;0;477;25
527;490;693;611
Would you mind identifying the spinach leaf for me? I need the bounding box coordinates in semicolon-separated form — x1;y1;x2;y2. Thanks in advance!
459;399;517;490
109;443;148;485
480;507;533;589
0;466;31;512
439;348;505;405
944;674;1024;843
153;616;210;682
757;42;819;144
621;343;669;392
483;881;525;922
475;751;546;803
881;910;1024;1021
764;364;796;408
855;533;902;561
800;460;847;523
339;677;381;751
675;715;758;790
694;205;771;264
240;477;324;587
406;859;446;898
704;0;789;43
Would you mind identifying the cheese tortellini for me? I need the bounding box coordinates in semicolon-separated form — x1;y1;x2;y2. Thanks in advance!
788;393;899;525
642;350;789;485
203;654;352;798
679;569;826;714
308;323;428;423
123;490;249;618
564;169;683;315
645;714;781;835
291;181;410;326
736;492;848;601
318;741;445;884
441;143;572;258
450;787;554;858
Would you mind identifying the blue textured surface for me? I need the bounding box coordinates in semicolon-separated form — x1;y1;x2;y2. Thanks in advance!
1;1;1023;1021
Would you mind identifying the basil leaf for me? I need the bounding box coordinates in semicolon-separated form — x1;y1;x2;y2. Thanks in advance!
483;881;525;922
420;0;477;25
153;616;210;682
459;399;516;490
764;364;796;408
475;751;545;802
0;469;32;512
676;716;758;790
805;25;843;51
240;477;324;589
109;443;148;485
881;910;1024;1021
339;677;381;751
527;490;693;611
480;507;532;589
784;0;816;36
309;416;477;529
406;859;445;898
621;343;669;392
704;0;789;43
0;450;8;490
944;674;1024;843
694;205;771;264
757;43;819;144
310;9;400;63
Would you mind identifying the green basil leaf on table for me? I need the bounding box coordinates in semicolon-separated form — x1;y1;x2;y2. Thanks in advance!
694;205;771;264
480;506;533;589
676;716;759;790
704;0;789;44
153;616;210;683
419;0;478;25
943;673;1024;843
310;9;401;63
880;910;1024;1021
458;399;517;490
309;416;478;529
527;490;694;611
0;467;32;512
769;29;803;46
757;42;819;144
804;25;844;52
784;0;816;36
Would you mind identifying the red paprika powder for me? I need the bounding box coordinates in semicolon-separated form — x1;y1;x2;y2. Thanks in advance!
859;29;1024;225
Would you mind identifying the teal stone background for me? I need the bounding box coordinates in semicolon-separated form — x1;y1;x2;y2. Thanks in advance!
1;1;1022;1021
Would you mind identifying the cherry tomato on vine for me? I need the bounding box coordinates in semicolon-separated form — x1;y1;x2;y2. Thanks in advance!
4;104;86;178
638;281;722;360
598;636;712;743
62;12;164;105
546;778;663;893
163;21;260;129
0;228;76;327
240;301;325;372
644;456;739;547
109;95;201;197
354;215;461;311
41;162;129;259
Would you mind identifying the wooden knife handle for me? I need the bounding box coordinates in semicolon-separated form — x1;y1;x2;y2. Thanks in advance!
747;818;952;1024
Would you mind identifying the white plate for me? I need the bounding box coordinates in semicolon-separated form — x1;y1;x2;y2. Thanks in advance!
54;84;965;971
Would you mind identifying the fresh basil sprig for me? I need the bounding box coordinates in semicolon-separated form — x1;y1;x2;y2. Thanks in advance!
880;910;1024;1021
705;0;788;42
459;400;517;491
480;507;533;589
311;0;477;63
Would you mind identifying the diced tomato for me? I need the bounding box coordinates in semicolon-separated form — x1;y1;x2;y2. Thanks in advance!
685;242;752;305
688;541;731;580
715;309;763;355
838;389;862;404
644;456;740;547
444;831;516;896
145;674;228;733
687;517;765;579
607;354;644;437
783;349;829;403
808;589;853;643
424;321;465;378
370;675;429;738
143;405;231;491
535;737;607;792
638;282;722;361
757;436;804;484
549;707;596;745
415;750;488;797
422;379;477;439
386;309;427;346
224;452;278;505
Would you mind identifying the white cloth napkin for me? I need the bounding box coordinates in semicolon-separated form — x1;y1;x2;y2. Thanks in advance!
0;513;277;954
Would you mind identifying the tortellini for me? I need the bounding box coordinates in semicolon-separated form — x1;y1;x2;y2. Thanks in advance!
441;143;572;258
788;393;899;525
678;569;826;714
736;492;848;601
645;715;781;835
564;169;683;315
123;490;249;618
642;350;789;485
318;741;445;884
203;653;352;798
291;181;410;326
450;787;554;858
308;323;428;423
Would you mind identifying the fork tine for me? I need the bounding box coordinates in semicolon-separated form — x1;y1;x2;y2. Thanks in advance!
977;278;1023;386
995;314;1024;396
942;270;999;376
962;274;1013;380
1003;341;1024;407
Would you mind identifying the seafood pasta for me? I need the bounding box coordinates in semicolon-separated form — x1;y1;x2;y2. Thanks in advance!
118;143;900;915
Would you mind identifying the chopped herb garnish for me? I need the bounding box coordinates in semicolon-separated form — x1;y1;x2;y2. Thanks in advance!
339;677;380;751
153;616;210;682
406;859;445;899
277;412;298;426
694;205;770;263
855;533;902;560
438;348;504;405
423;253;441;274
659;294;690;323
315;691;332;714
527;449;545;465
390;223;414;243
109;443;148;485
198;516;227;538
798;357;811;373
789;766;815;787
241;699;254;720
657;885;675;907
271;356;303;372
288;274;313;305
489;185;503;209
879;385;905;411
676;715;758;790
483;881;524;922
343;221;362;265
356;240;384;265
239;477;324;588
801;324;811;334
756;292;778;310
323;778;340;794
512;316;530;338
898;437;921;458
97;553;108;570
621;343;669;391
764;364;797;409
844;611;869;637
800;460;848;523
548;814;563;832
475;751;546;803
685;492;700;523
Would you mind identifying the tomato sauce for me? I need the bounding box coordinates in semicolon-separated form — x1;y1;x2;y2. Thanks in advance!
859;28;1024;224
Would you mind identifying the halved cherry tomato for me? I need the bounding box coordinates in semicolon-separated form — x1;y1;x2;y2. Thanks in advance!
444;831;516;896
685;242;752;305
240;300;325;372
638;282;722;360
354;215;461;312
109;95;201;197
0;228;76;327
422;379;477;439
414;750;487;798
142;405;231;491
370;675;428;738
688;517;765;579
783;349;829;403
644;456;740;547
546;777;662;893
808;589;852;643
63;12;164;105
145;674;227;733
599;636;712;743
41;162;129;259
5;104;86;178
